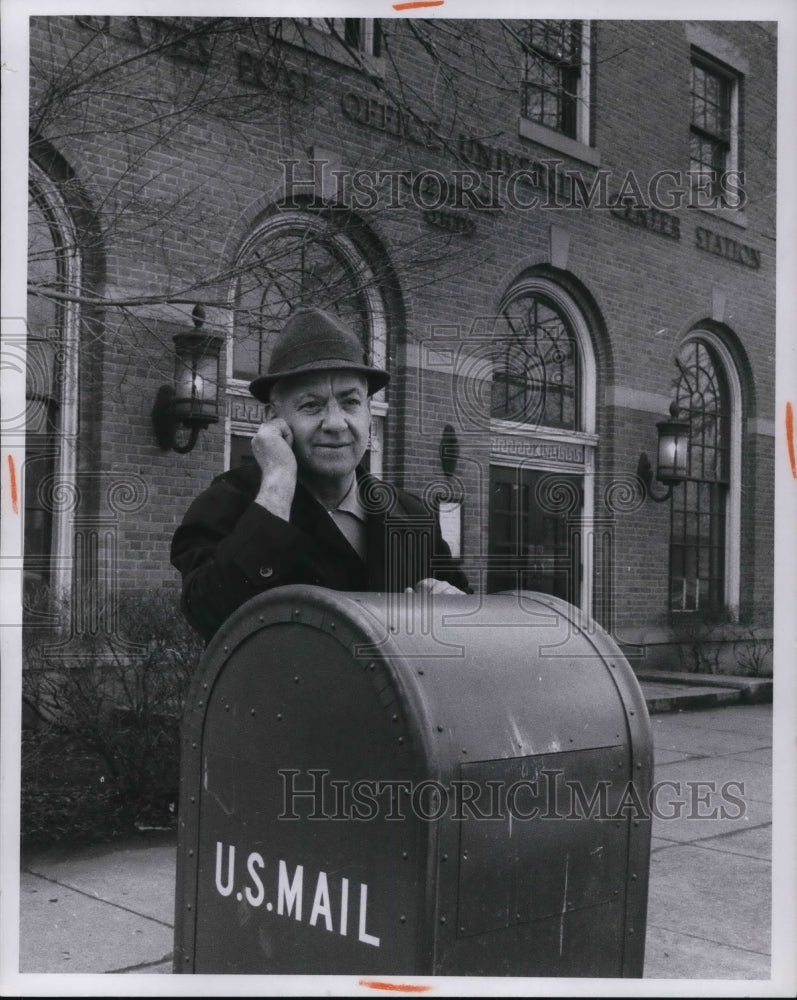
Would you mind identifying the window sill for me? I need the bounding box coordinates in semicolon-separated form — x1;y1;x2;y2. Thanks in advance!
273;21;385;79
688;203;748;230
518;116;600;168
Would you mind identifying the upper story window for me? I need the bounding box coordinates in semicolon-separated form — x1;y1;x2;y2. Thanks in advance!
520;21;590;144
491;291;581;432
300;18;382;57
689;51;742;208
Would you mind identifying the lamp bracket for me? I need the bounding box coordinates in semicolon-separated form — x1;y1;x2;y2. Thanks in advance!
637;452;676;503
152;385;201;454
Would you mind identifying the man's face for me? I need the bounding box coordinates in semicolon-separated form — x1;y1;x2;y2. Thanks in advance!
268;371;371;484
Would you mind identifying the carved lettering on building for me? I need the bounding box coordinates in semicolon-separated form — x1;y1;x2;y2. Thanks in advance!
423;209;475;236
695;226;761;269
237;49;310;101
609;202;681;240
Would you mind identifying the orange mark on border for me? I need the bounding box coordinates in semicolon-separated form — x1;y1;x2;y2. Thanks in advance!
7;455;19;514
787;402;796;479
359;981;433;993
392;2;444;10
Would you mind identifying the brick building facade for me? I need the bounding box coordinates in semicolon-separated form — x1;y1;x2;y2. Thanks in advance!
25;17;776;670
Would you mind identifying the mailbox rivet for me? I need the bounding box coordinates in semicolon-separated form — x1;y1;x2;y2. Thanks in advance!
190;796;195;803
439;916;447;925
630;710;635;716
197;700;203;706
613;889;618;895
187;904;192;910
392;714;399;722
631;873;638;881
293;609;300;617
293;676;299;683
189;850;194;857
223;646;229;653
369;663;376;671
277;713;283;721
250;709;255;716
633;820;639;827
461;748;467;754
330;622;336;630
417;669;424;675
192;742;197;749
202;683;208;690
398;736;404;744
442;853;448;861
402;851;408;859
436;725;444;732
400;915;406;923
225;704;230;711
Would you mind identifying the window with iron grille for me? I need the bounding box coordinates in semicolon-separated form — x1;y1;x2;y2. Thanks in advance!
521;20;583;139
669;341;730;612
229;211;388;476
690;52;740;206
491;293;581;431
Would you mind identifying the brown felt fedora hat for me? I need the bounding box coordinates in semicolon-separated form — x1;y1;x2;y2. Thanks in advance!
249;307;389;403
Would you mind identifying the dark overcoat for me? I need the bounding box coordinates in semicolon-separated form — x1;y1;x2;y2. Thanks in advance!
171;461;469;641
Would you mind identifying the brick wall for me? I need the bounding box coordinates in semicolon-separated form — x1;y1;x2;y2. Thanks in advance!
28;17;777;647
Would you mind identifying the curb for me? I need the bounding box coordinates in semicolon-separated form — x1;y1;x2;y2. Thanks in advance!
638;671;772;714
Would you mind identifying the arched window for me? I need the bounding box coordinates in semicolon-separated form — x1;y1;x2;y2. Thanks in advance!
25;163;80;600
669;335;740;614
487;276;597;615
491;291;582;430
227;211;388;474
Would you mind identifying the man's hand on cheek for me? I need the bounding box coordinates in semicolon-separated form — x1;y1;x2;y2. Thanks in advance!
252;415;297;520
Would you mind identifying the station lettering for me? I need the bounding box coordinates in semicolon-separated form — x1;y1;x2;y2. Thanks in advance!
213;842;381;947
695;226;761;269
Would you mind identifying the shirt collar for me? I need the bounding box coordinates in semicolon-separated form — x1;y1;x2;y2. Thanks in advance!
329;475;367;522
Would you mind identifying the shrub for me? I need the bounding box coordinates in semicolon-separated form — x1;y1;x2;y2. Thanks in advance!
22;587;204;844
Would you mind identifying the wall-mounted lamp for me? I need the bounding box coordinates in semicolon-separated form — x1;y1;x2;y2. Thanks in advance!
636;401;691;502
152;304;224;454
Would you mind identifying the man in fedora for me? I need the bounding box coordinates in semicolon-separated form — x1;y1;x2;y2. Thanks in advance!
171;307;469;641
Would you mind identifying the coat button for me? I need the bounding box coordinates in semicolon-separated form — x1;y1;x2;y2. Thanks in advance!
259;566;274;579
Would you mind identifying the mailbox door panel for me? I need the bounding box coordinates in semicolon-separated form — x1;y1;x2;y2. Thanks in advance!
187;624;429;974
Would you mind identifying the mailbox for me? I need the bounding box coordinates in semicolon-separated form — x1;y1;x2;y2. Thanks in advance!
174;586;652;977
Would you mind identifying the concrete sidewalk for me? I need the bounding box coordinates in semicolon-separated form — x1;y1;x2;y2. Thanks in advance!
18;691;774;980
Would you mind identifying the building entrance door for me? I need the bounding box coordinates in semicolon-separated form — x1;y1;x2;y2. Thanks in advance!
487;465;583;606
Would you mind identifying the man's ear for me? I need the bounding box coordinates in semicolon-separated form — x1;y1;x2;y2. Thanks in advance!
263;400;277;419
